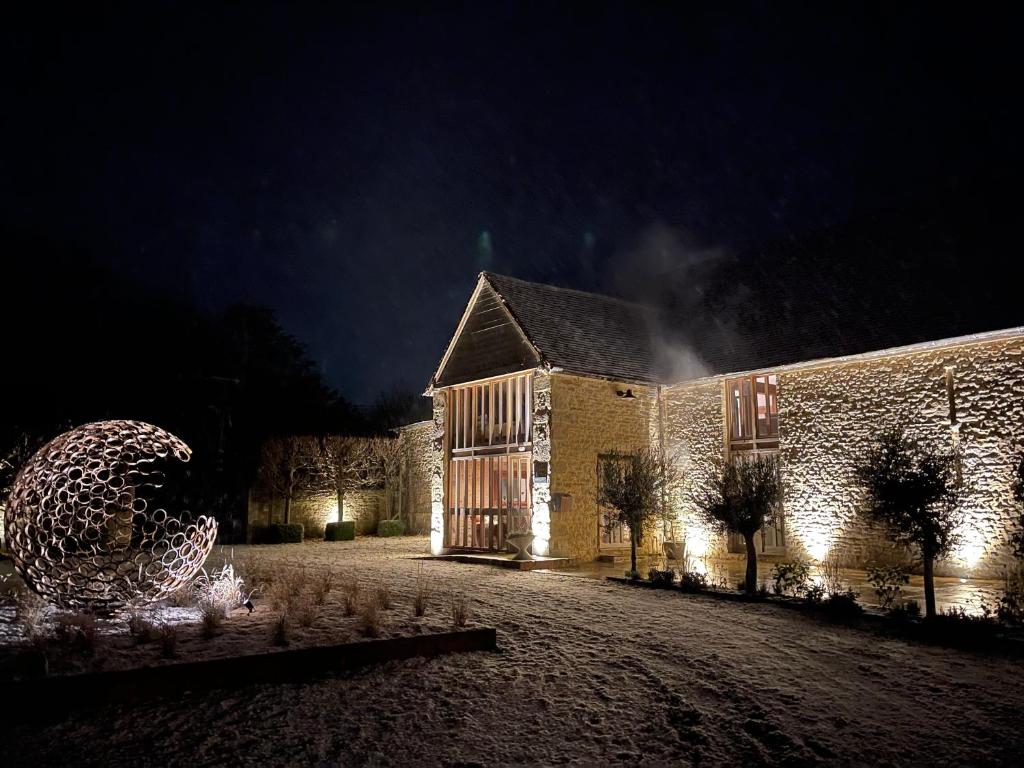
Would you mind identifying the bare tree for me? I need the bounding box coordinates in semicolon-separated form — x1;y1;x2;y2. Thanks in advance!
319;436;396;527
853;426;962;619
255;436;319;525
692;454;782;596
597;447;678;576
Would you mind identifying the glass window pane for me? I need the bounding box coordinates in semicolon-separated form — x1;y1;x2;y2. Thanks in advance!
755;375;779;438
729;378;752;440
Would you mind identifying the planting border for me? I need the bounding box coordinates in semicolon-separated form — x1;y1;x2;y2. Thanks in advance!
8;626;496;721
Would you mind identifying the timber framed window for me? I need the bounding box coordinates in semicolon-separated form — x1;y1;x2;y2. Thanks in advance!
726;374;779;452
448;372;532;453
726;373;784;553
446;372;533;549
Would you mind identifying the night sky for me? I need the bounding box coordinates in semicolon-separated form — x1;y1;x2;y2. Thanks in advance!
5;3;1019;403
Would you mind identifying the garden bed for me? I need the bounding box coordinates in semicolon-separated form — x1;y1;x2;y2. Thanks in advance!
0;538;481;683
7;626;496;722
607;574;1024;654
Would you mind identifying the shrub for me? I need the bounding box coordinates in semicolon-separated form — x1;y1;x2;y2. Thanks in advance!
293;595;320;628
805;583;826;605
55;613;97;655
771;561;811;597
891;599;922;621
818;551;847;597
342;575;361;617
624;569;641;580
193;562;252;619
272;614;289;646
254;524;305;544
997;562;1024;625
166;586;195;608
823;588;862;616
451;591;470;627
312;569;334;606
159;624;179;658
267;566;309;612
377;519;406;538
678;570;708;593
128;610;160;643
647;567;675;588
930;605;1000;642
14;587;47;642
200;604;222;638
866;565;910;610
359;598;381;637
413;565;435;617
757;582;770;599
325;521;356;541
375;584;393;610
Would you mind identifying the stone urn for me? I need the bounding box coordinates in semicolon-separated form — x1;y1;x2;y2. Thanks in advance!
506;532;536;561
663;540;686;562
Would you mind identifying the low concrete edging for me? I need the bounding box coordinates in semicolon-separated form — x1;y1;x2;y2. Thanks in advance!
7;627;497;721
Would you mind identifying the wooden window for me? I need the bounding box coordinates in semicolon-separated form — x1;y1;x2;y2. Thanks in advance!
449;372;532;453
726;374;778;452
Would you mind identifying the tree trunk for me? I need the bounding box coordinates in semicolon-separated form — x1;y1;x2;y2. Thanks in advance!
283;493;291;525
337;485;345;524
923;551;937;619
630;532;638;576
743;532;758;595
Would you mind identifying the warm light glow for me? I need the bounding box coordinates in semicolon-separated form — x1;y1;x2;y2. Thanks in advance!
326;503;340;525
953;524;987;572
684;521;711;560
430;500;445;555
531;495;550;556
802;531;832;563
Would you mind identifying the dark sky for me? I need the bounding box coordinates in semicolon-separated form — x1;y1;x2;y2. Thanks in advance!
5;3;1019;403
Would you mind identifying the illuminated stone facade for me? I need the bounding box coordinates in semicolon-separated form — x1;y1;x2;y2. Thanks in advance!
662;380;728;561
777;334;1024;577
662;333;1024;578
398;420;433;534
547;373;660;561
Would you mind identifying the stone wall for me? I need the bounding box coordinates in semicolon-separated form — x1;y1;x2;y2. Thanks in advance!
661;379;729;560
661;332;1024;578
547;373;660;561
779;334;1024;577
398;420;433;534
247;488;385;540
428;390;447;554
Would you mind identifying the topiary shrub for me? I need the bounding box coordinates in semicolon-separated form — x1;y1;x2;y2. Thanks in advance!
377;519;406;537
253;523;305;544
325;521;355;541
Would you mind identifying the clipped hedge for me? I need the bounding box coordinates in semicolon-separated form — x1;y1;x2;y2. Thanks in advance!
325;521;356;541
253;523;305;544
377;519;406;538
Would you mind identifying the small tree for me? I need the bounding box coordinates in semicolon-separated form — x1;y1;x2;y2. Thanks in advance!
1009;455;1024;559
693;454;782;595
255;436;319;525
853;427;962;619
597;448;678;577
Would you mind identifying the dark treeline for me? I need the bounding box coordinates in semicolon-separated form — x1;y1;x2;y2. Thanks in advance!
1;229;430;541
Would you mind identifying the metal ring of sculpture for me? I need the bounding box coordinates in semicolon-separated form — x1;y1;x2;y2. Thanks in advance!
4;420;218;609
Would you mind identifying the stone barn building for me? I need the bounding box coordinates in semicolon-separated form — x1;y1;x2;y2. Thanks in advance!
423;271;1024;578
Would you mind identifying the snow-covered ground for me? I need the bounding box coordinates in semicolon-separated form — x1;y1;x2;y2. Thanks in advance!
7;536;1024;767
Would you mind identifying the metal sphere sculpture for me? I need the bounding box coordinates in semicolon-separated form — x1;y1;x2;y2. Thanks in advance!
3;420;218;608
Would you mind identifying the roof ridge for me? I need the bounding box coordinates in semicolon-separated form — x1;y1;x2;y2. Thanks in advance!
480;271;659;313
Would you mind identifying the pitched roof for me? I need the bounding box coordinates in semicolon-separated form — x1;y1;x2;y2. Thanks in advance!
479;272;663;384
